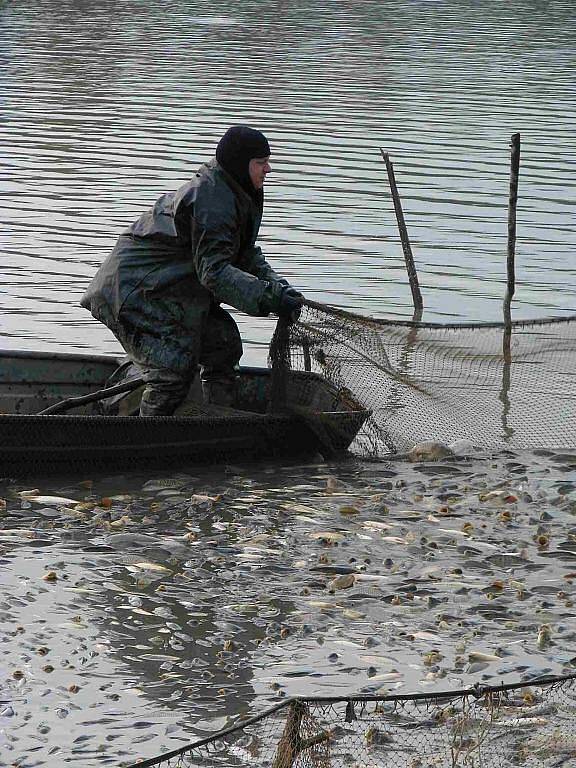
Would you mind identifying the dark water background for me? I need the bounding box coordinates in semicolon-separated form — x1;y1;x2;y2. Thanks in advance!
2;1;576;766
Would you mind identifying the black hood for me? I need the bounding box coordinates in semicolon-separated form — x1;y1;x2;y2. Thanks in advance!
215;125;270;200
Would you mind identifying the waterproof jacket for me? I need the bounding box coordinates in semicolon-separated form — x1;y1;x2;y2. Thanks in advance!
81;159;286;373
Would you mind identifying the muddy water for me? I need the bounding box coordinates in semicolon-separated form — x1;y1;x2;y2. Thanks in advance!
2;450;576;765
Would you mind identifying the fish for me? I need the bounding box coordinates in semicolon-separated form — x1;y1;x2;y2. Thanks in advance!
529;735;576;756
229;744;261;761
307;600;339;611
405;441;455;462
365;726;394;746
379;536;406;544
494;717;549;727
142;476;195;491
449;439;477;456
29;495;79;506
328;574;355;590
105;533;190;555
485;553;528;568
468;651;502;662
127;562;172;573
188;494;220;510
359;654;397;665
309;532;345;544
310;565;357;575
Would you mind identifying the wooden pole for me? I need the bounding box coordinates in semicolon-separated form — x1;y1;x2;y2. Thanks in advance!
501;133;520;443
38;376;145;415
272;700;329;768
380;149;423;314
503;133;521;325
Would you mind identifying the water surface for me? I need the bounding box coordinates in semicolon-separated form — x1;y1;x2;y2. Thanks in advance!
1;2;576;765
2;451;576;765
2;0;576;364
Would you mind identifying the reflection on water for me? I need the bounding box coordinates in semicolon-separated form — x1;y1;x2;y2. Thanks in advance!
1;0;576;363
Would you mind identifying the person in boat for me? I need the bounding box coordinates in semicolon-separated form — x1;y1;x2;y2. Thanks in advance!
81;125;303;416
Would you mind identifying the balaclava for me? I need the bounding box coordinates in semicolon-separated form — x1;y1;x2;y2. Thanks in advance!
216;125;270;200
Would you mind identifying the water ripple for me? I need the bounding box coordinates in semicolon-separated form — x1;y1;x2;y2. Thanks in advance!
1;0;575;356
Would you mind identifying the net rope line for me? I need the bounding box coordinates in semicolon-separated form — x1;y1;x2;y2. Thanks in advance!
302;299;576;331
127;672;576;768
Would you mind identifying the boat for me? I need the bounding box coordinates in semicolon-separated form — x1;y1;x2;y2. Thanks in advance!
0;349;369;474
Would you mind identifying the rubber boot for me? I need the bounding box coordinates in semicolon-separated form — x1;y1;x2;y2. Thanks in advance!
201;377;238;408
139;382;190;416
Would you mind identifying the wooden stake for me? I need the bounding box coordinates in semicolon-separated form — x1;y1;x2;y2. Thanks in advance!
272;700;329;768
501;133;520;443
380;149;423;314
503;133;521;325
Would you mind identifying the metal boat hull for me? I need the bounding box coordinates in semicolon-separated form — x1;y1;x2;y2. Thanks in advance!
0;350;368;474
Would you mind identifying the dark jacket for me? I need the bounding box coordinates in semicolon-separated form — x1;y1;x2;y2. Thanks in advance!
81;159;286;373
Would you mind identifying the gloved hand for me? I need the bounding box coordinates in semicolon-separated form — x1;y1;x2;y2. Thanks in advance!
278;286;304;321
259;282;304;321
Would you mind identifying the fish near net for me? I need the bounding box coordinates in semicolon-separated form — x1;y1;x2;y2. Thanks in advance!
268;301;576;458
126;673;576;768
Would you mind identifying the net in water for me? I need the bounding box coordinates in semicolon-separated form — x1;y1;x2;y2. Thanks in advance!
127;674;576;768
268;302;576;458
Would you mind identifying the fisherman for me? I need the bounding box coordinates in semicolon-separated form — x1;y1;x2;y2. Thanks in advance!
81;125;303;416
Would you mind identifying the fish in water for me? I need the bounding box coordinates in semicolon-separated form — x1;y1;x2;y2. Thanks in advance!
536;624;553;649
525;734;576;757
105;532;191;555
468;651;502;663
394;438;477;462
407;441;454;462
449;439;477;456
29;495;79;506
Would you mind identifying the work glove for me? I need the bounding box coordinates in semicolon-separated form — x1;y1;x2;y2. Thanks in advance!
278;286;304;322
260;282;304;322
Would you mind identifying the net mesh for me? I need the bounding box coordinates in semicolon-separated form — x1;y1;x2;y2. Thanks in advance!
269;302;576;458
127;674;576;768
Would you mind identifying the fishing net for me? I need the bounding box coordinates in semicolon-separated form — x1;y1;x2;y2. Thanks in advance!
268;302;576;458
127;673;576;768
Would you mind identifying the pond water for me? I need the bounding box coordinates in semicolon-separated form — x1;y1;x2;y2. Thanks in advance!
3;452;576;766
2;0;576;364
2;0;576;765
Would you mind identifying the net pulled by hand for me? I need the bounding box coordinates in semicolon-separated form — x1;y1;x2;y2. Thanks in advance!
269;301;576;458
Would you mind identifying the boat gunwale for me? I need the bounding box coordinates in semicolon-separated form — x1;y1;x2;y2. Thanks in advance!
0;411;286;424
0;408;371;424
0;351;334;385
0;349;124;365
